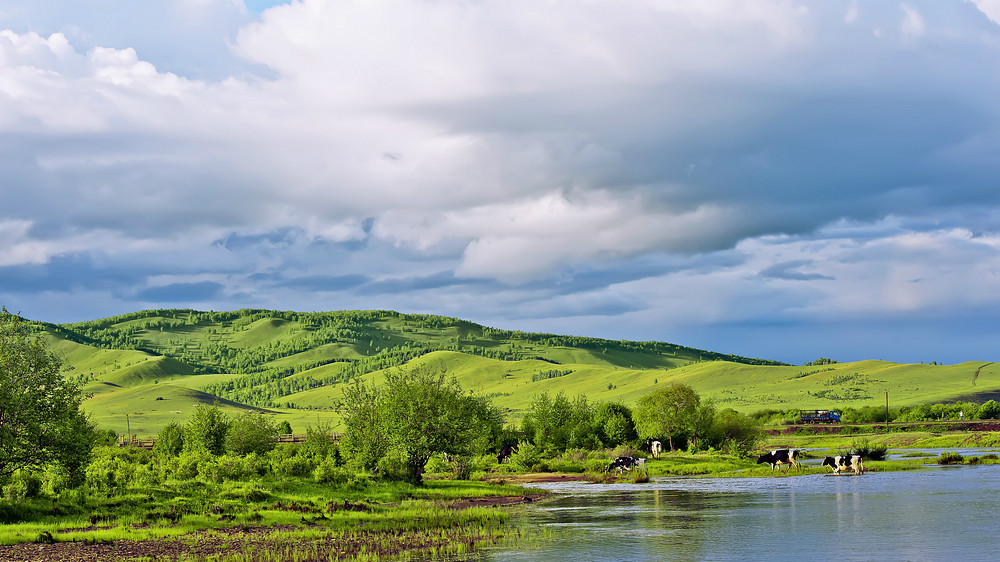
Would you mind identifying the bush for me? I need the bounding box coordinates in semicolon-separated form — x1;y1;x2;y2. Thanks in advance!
508;441;542;472
273;454;315;478
4;470;42;501
938;452;964;465
849;438;888;461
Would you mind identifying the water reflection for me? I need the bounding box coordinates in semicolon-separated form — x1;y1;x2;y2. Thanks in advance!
479;466;1000;561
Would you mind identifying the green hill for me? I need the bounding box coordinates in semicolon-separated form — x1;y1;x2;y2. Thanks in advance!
12;309;996;435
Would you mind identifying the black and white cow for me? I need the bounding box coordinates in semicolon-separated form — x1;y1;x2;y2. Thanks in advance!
822;455;864;475
756;449;800;471
650;440;662;459
606;456;645;474
497;444;518;464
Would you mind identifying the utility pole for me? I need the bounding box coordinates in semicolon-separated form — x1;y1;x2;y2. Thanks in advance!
885;390;889;431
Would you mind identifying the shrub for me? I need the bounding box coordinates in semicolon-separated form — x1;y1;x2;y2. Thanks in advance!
508;441;542;472
174;449;212;480
273;454;315;478
220;482;271;503
938;452;964;465
849;438;888;461
4;470;43;501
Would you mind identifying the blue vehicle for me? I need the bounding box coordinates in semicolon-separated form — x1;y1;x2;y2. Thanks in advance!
799;409;841;423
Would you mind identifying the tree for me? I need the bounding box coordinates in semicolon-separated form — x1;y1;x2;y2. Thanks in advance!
689;399;717;451
226;411;279;455
634;383;700;452
340;366;503;485
156;421;186;457
706;408;764;455
593;402;636;447
0;308;95;482
978;400;1000;420
186;403;230;455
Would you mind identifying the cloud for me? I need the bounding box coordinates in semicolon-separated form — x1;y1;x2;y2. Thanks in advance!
2;1;1000;363
133;281;225;303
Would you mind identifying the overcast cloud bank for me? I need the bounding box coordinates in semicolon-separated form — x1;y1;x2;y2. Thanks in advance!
2;0;1000;364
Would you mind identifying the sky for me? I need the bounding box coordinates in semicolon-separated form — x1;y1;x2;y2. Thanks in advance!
2;0;1000;366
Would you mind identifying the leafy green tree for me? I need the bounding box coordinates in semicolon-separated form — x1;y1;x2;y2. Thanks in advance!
689;399;717;451
978;400;1000;420
593;402;636;447
278;420;293;434
226;411;279;455
339;379;389;472
0;309;95;483
634;383;700;452
340;366;502;485
156;421;186;456
186;403;230;455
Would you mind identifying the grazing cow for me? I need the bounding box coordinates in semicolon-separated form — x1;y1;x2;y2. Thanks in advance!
497;444;518;464
650;440;662;459
822;455;865;475
756;449;800;472
606;456;641;474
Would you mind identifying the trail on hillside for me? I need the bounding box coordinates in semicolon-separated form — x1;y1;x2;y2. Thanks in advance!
973;362;993;386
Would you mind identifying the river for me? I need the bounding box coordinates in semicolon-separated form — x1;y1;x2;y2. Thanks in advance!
475;461;1000;561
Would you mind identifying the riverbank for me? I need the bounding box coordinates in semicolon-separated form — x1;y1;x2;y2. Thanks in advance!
764;426;1000;450
0;476;539;562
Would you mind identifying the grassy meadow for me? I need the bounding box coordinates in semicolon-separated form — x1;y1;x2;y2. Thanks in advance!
15;308;996;435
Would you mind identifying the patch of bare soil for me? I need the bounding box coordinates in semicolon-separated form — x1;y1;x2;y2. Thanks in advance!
484;472;591;484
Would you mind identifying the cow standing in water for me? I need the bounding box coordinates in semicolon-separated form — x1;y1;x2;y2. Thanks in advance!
822;455;865;475
606;456;645;474
756;449;800;472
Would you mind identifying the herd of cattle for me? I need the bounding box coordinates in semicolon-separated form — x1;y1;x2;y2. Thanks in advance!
756;448;867;475
497;442;868;476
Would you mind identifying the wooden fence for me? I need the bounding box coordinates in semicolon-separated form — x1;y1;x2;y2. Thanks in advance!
116;433;340;449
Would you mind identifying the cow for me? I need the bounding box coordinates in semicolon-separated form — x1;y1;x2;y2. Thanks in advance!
650;440;662;459
606;456;643;474
822;455;865;475
497;444;518;464
756;449;800;472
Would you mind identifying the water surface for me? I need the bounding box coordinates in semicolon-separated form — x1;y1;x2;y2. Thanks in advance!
480;465;1000;561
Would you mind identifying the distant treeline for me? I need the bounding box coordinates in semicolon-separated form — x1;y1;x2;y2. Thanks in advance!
751;400;1000;424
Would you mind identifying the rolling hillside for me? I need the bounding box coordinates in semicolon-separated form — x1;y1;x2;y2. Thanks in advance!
14;308;998;435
